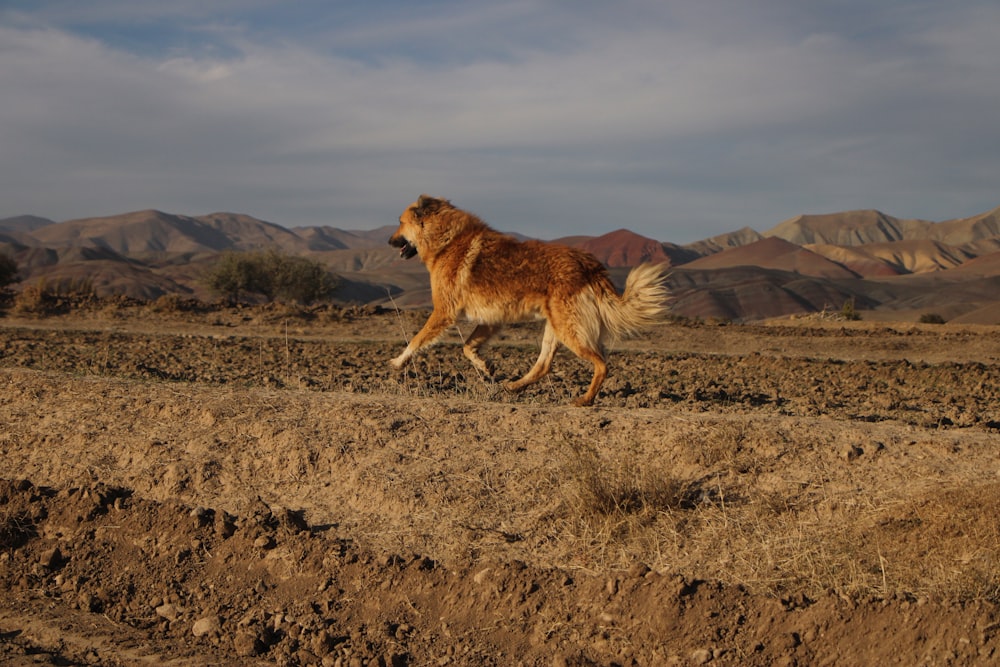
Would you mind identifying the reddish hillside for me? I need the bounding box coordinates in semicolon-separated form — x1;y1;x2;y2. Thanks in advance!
680;237;857;279
573;229;697;267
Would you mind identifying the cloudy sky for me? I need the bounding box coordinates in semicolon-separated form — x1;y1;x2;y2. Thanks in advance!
2;1;998;243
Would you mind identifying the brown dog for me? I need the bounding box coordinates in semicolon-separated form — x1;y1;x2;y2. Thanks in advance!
388;195;669;406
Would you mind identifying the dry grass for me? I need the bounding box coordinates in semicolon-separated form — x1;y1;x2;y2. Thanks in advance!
0;511;35;550
546;423;1000;602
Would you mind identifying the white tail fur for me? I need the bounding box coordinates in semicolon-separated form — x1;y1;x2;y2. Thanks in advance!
599;263;671;343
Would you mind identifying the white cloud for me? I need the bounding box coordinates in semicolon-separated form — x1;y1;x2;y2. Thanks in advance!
1;2;1000;240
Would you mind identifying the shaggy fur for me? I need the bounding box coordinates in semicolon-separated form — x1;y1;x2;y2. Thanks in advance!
388;195;670;406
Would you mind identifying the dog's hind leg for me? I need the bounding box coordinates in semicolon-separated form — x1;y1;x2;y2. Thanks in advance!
569;346;607;407
504;322;558;393
463;323;500;376
552;322;607;407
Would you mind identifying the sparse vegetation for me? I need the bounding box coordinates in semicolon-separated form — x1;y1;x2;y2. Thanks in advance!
205;249;339;304
840;296;861;321
0;253;17;289
919;312;946;324
12;277;97;315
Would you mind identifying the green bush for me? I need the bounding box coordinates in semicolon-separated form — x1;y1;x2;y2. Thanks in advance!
205;249;338;304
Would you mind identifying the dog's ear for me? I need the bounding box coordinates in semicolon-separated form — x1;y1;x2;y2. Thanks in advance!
414;195;450;219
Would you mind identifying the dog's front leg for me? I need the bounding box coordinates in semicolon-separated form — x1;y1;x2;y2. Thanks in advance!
390;309;455;369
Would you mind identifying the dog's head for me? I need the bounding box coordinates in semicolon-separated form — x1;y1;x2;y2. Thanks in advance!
388;195;451;260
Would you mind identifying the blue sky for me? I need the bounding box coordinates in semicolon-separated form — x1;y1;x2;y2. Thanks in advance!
2;1;999;243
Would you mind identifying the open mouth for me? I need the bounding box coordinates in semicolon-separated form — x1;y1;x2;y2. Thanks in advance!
389;235;418;259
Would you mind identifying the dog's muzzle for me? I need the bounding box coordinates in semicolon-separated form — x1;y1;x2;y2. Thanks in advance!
389;235;418;259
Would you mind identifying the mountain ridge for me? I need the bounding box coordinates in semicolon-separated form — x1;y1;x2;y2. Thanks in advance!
3;204;1000;323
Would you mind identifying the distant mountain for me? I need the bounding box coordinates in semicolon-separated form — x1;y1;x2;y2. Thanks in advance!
30;210;230;254
850;239;973;274
194;213;309;253
569;229;699;267
666;267;877;321
764;206;1000;251
803;244;903;278
5;203;1000;323
683;226;763;256
765;210;931;246
29;209;304;255
294;224;397;251
0;215;55;233
681;237;858;279
931;206;1000;248
946;249;1000;277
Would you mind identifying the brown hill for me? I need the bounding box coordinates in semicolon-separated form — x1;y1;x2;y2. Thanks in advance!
6;204;1000;322
30;210;302;255
294;225;397;251
765;210;931;246
857;239;973;274
943;249;1000;277
30;210;229;254
22;259;193;300
931;205;1000;247
194;213;308;253
803;244;903;278
0;215;55;234
667;267;874;321
683;226;763;256
680;237;857;279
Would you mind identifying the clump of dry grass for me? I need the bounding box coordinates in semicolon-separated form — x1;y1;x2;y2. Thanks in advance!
562;440;698;519
0;501;36;550
550;423;1000;603
554;439;713;571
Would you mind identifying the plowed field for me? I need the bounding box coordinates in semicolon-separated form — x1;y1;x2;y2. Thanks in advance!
2;298;999;666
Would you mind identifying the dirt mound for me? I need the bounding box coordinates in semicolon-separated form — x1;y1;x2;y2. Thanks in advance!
2;300;1000;665
3;477;997;666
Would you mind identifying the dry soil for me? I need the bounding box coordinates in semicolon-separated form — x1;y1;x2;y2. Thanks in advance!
1;297;999;666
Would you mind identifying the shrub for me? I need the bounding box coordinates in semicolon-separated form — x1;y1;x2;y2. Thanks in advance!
840;297;861;321
919;313;946;324
205;249;338;304
0;253;18;289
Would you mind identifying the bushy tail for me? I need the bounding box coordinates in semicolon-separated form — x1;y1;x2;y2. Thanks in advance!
599;262;671;343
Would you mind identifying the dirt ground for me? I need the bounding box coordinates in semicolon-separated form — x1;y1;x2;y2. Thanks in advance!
1;296;1000;666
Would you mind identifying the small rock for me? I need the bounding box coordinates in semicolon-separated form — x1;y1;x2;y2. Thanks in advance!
192;615;221;637
253;535;275;549
690;647;713;664
155;603;182;621
233;630;265;657
841;444;864;461
40;546;63;569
